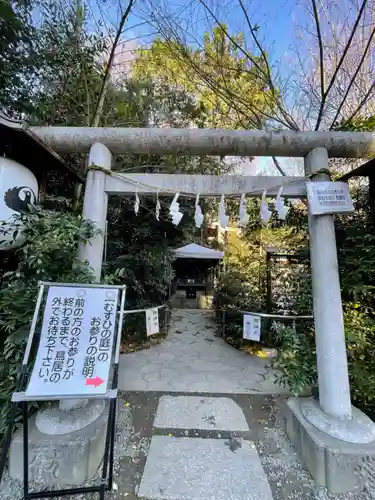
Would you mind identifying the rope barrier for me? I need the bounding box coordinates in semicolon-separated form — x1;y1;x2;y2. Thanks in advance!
117;303;169;315
238;311;313;320
87;164;112;175
111;172;311;198
218;308;313;320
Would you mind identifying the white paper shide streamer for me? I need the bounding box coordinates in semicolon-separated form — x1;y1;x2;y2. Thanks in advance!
155;190;161;221
218;194;229;230
169;192;183;226
194;193;204;228
239;193;249;227
260;190;271;224
134;184;140;215
275;186;289;220
129;177;293;227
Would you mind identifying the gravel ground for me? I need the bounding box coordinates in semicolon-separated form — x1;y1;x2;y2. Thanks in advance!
1;394;375;500
0;400;133;500
258;413;370;500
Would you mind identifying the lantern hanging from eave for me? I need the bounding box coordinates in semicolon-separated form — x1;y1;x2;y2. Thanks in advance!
0;157;38;250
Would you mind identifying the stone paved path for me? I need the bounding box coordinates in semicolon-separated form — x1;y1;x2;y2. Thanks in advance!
110;391;364;500
114;310;365;500
137;395;275;500
118;309;288;394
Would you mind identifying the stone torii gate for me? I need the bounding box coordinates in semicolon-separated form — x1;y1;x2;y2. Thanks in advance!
15;127;375;493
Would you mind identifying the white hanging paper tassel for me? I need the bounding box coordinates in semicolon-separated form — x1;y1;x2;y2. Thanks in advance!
239;193;249;227
275;186;289;220
218;194;229;230
194;193;204;228
260;190;272;224
169;192;180;215
155;190;161;221
171;211;183;226
134;184;140;215
169;192;184;226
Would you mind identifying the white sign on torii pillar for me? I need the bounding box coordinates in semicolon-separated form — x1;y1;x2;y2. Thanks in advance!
29;126;375;493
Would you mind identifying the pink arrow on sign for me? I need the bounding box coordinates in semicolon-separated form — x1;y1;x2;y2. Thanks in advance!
85;376;105;388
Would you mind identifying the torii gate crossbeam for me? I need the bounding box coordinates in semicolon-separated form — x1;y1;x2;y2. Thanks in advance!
30;126;375;158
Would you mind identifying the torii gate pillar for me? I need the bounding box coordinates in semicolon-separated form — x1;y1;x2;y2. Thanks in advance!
285;147;375;494
78;142;111;281
305;147;352;419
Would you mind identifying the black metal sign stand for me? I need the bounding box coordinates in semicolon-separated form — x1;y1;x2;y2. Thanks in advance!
1;282;126;500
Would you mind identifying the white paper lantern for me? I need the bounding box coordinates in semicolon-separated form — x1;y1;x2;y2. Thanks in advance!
0;157;38;250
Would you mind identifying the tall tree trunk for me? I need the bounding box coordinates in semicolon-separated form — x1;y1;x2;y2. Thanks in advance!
91;0;136;127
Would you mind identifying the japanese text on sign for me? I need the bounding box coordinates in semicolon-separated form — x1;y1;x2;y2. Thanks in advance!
306;181;354;215
26;286;119;398
145;308;159;336
243;314;261;342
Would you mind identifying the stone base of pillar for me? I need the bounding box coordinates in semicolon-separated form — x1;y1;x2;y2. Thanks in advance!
9;400;109;486
284;397;375;494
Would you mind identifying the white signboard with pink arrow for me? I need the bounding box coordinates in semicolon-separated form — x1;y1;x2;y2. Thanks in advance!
26;285;119;398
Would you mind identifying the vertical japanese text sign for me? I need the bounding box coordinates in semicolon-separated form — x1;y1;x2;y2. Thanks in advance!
26;286;119;398
145;308;159;336
243;314;261;342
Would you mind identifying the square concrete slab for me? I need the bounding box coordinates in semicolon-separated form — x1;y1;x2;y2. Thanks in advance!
137;436;273;500
154;395;249;431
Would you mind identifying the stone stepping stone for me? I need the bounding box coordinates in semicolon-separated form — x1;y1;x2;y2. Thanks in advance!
154;395;249;432
137;435;273;499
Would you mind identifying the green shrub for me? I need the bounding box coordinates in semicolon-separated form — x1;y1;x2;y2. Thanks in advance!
271;321;317;395
0;208;96;443
214;267;266;345
272;305;375;418
108;243;174;342
345;305;375;416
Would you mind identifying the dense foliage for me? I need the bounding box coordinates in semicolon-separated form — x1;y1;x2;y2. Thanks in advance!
214;199;309;347
0;0;35;114
133;27;274;129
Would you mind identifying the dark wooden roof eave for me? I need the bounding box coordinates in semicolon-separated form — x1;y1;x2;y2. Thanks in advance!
0;112;85;183
338;158;375;182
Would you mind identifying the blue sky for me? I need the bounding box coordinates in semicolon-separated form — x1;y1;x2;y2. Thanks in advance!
89;0;301;63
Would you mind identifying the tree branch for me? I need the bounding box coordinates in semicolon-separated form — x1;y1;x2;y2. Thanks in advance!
272;156;286;176
91;0;136;127
339;79;375;126
162;37;294;129
196;0;299;130
330;23;375;129
196;0;269;81
238;0;272;84
237;0;299;131
147;0;300;130
314;0;368;130
311;0;325;129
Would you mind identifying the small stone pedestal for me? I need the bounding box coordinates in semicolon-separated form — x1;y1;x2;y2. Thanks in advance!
284;397;375;494
9;400;109;486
